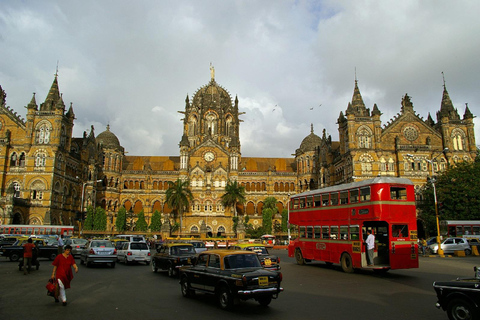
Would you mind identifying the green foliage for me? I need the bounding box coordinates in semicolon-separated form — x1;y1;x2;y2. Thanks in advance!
136;210;148;232
150;210;162;232
93;207;107;231
83;205;95;231
166;179;193;230
221;180;246;217
418;160;480;236
263;197;278;213
281;208;288;232
262;208;274;234
232;216;239;234
245;225;266;239
116;207;127;232
170;222;180;233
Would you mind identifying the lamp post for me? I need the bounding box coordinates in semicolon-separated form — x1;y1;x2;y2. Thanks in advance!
80;179;103;234
287;194;291;244
407;148;448;256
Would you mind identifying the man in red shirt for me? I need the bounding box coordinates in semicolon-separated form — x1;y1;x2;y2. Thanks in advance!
23;238;36;275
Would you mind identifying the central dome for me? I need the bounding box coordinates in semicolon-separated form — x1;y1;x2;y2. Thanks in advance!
96;125;123;151
191;79;233;110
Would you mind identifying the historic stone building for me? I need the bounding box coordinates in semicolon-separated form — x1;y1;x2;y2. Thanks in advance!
0;69;475;236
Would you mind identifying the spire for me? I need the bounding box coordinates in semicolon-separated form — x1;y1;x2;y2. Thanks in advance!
464;103;474;119
437;74;460;121
27;92;38;110
350;79;367;116
40;74;61;111
66;102;75;118
371;103;382;116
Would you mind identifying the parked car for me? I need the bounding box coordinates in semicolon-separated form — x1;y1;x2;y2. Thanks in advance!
114;235;146;243
229;243;280;270
429;237;472;255
117;241;151;265
0;236;26;249
64;238;88;257
433;266;480;319
179;250;284;310
151;243;197;277
1;238;58;261
111;238;130;250
178;240;207;254
467;238;480;250
80;240;117;268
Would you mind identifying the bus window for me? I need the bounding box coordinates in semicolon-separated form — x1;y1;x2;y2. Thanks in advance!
350;189;359;203
456;226;463;236
314;226;321;238
350;226;360;240
360;187;371;201
299;198;306;208
340;191;348;204
330;192;339;205
392;224;409;238
299;226;306;238
340;226;348;240
314;194;321;207
307;196;313;208
322;194;329;206
321;226;329;239
473;226;480;235
390;186;407;200
330;226;339;239
307;226;313;238
293;199;299;209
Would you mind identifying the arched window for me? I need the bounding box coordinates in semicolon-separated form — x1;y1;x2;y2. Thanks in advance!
190;225;199;233
35;121;52;144
451;129;466;151
205;112;217;135
359;154;373;174
10;152;18;167
12;182;21;198
357;126;372;149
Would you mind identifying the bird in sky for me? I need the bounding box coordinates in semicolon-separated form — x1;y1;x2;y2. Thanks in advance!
273;104;277;112
310;104;322;110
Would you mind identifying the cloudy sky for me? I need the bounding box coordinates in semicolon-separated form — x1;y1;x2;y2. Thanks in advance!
1;1;479;158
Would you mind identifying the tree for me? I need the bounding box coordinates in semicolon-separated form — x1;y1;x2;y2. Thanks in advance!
221;180;246;217
93;207;107;231
150;210;162;232
165;178;193;234
264;197;278;213
136;210;148;232
418;159;480;236
116;207;127;232
262;208;274;234
281;208;288;232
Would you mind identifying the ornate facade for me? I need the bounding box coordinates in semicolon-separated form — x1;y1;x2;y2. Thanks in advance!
0;70;475;236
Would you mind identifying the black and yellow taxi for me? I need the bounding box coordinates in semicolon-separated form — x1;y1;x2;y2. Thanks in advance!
179;249;283;310
151;242;197;277
229;243;280;270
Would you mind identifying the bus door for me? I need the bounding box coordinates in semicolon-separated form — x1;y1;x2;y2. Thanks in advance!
363;222;389;267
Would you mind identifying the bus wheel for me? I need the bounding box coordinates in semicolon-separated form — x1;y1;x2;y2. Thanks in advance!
295;249;305;265
341;253;354;273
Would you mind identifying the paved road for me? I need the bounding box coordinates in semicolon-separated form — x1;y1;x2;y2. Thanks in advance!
1;250;478;320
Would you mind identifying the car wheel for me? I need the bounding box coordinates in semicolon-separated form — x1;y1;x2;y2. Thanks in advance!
10;253;20;262
36;261;40;270
257;296;272;307
447;298;477;320
124;257;129;265
168;264;175;277
151;259;158;272
465;249;472;256
295;249;305;265
111;262;116;268
86;261;91;268
217;286;234;310
180;276;194;298
49;253;57;261
341;253;354;273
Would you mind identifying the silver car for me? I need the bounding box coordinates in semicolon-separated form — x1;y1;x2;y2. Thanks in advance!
429;237;471;255
64;238;88;257
80;240;117;268
117;242;151;265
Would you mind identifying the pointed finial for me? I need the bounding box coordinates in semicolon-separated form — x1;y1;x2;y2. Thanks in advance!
355;67;357;82
55;60;59;77
106;124;110;131
311;123;314;134
210;62;215;81
442;71;446;89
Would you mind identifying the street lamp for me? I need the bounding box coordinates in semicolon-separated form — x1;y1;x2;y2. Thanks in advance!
287;194;291;244
80;179;103;233
406;148;448;256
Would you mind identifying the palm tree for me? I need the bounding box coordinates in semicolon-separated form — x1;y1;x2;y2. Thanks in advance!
165;178;193;235
221;180;246;217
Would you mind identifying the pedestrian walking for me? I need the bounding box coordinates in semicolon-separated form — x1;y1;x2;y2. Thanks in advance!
51;245;78;306
365;229;375;266
57;235;64;255
22;238;36;275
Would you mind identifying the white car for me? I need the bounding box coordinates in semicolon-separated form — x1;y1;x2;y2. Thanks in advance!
429;237;471;255
117;242;151;265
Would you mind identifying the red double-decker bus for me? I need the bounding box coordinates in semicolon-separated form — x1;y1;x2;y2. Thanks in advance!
288;177;418;273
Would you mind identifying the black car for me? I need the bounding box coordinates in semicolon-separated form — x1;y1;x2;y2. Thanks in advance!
433;266;480;320
1;238;58;262
151;243;197;277
179;250;283;310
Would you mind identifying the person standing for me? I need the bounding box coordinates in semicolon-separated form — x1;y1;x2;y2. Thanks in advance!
365;229;375;266
22;238;36;275
57;235;64;255
51;245;78;306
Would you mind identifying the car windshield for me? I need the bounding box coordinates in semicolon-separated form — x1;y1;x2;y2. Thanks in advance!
91;241;114;248
171;245;195;255
224;254;262;269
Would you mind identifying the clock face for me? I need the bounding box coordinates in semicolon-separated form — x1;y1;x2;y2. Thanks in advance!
204;151;215;162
